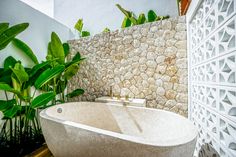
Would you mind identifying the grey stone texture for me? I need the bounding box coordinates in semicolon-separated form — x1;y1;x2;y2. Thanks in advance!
68;16;187;116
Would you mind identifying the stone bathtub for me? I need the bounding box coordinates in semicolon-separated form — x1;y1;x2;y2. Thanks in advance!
40;102;198;157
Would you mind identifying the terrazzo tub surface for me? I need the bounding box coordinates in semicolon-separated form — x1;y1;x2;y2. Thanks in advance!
40;102;197;157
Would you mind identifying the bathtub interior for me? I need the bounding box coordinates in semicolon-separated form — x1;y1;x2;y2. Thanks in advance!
45;102;197;146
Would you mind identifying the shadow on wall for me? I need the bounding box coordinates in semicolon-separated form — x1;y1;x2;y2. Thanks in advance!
198;144;220;157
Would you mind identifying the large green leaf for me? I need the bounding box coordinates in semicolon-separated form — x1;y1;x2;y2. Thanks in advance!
3;105;21;119
74;19;83;32
31;92;56;108
116;4;132;18
129;16;138;25
81;31;90;37
148;10;157;22
0;83;27;101
46;42;53;61
29;61;51;77
0;23;29;50
121;17;132;28
4;56;17;70
10;63;29;84
0;23;9;35
63;43;70;57
65;56;84;68
11;75;21;95
121;17;131;28
56;80;67;94
137;13;146;24
34;65;65;89
0;83;20;95
0;99;16;111
66;89;85;98
12;38;39;64
0;69;12;85
64;64;79;80
72;52;81;61
50;32;65;64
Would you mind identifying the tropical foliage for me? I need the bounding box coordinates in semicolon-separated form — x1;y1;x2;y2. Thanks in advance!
0;39;55;156
74;19;90;37
0;22;29;51
0;59;54;156
0;24;84;156
74;4;170;35
116;4;170;28
40;31;85;103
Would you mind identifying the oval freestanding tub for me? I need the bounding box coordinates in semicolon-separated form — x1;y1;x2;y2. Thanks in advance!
40;102;197;157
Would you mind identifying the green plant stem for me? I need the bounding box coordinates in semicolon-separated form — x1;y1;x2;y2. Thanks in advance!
53;78;57;105
9;119;12;143
32;118;37;133
35;114;40;132
32;88;37;98
14;115;17;144
62;92;65;103
62;81;66;102
1;119;8;140
19;99;22;144
4;90;8;101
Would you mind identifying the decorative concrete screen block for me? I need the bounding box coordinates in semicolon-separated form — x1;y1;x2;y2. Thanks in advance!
68;16;188;116
188;0;236;156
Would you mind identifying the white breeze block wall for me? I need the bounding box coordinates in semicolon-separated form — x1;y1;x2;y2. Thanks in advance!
187;0;236;157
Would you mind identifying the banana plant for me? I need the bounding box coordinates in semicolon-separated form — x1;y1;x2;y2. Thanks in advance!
0;35;65;156
0;22;29;51
122;17;132;28
147;10;170;22
12;38;39;64
36;32;85;104
0;56;55;156
0;22;39;65
0;36;73;154
0;26;84;156
137;13;146;25
116;4;140;28
74;19;90;37
116;4;170;28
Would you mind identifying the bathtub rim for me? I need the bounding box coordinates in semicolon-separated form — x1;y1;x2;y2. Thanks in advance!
40;101;198;148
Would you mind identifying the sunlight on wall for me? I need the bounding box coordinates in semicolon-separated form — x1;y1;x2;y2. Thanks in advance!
20;0;54;18
0;0;74;67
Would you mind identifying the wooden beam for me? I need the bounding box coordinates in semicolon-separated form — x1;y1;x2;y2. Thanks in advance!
180;0;191;15
24;144;53;157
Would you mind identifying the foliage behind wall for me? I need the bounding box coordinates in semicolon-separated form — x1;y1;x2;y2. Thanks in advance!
116;4;169;28
74;4;170;37
74;19;90;37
